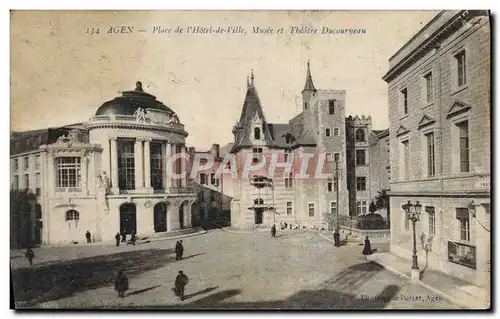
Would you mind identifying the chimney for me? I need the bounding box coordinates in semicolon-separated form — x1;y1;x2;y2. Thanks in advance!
211;144;220;158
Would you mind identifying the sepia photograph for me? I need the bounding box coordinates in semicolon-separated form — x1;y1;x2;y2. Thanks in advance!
9;9;491;310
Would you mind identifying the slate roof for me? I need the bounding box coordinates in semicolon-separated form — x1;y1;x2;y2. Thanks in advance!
302;61;317;92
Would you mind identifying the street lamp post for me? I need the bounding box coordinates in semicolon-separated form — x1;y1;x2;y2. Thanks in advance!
333;159;340;247
402;200;422;281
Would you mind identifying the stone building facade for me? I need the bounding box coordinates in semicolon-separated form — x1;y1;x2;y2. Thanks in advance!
228;64;389;229
383;10;490;291
10;82;197;245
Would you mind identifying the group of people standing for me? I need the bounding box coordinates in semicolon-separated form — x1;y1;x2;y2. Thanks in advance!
114;231;137;247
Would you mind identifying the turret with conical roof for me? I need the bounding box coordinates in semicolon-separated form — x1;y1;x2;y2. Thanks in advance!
302;61;317;111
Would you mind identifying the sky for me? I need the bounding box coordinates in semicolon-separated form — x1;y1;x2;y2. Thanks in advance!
10;10;440;150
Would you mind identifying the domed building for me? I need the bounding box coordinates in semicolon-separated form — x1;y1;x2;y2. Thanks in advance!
10;81;197;245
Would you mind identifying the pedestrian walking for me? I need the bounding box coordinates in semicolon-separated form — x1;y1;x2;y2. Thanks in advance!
362;236;373;256
25;247;35;266
115;232;121;247
333;231;341;247
114;270;129;298
131;231;136;246
86;230;92;243
121;231;127;243
175;240;184;260
271;224;276;238
173;270;189;301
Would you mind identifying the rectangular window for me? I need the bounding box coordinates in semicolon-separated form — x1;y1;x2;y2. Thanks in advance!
14;159;19;171
362;201;367;215
356;149;366;166
284;150;292;162
426;132;435;176
286;201;293;215
304;102;308;110
356;201;361;215
356;177;366;191
24;174;29;190
285;173;293;188
24;157;29;170
35;155;41;170
200;173;207;185
334;153;340;163
424;72;434;103
402;140;410;180
426;206;436;236
325;128;331;137
35;173;41;196
328;100;336;114
253;147;263;163
456;208;470;242
326;153;333;162
13;175;19;189
118;141;135;190
211;173;219;187
400;88;408;115
56;157;81;189
405;212;410;230
457;121;469;172
308;203;315;217
330;202;337;216
150;142;164;190
334;128;339;137
455;50;467;87
327;179;333;192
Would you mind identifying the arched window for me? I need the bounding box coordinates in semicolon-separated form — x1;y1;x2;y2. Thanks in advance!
355;129;365;142
66;209;80;221
254;127;261;140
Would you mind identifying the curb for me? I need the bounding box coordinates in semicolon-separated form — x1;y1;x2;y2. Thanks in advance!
36;229;207;248
367;255;469;309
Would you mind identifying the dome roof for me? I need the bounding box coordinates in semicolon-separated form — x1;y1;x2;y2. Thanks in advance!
95;81;175;116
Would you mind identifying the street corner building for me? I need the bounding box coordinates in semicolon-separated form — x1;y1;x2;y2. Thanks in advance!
10;81;197;245
227;64;390;230
382;10;490;297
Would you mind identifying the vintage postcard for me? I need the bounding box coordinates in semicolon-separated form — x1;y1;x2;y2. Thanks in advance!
10;10;491;310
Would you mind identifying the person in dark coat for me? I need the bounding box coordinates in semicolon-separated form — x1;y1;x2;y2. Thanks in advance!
271;224;276;238
173;270;189;301
115;232;121;247
362;236;373;256
131;231;136;246
175;240;184;260
25;248;35;266
121;231;127;243
114;270;129;298
86;230;92;243
333;231;341;247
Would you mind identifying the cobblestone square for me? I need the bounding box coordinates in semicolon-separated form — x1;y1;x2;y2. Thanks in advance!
12;230;460;309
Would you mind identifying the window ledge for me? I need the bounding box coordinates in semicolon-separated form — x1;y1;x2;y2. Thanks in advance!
399;114;409;121
451;84;469;96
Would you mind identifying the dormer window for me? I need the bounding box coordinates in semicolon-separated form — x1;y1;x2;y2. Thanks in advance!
254;127;261;140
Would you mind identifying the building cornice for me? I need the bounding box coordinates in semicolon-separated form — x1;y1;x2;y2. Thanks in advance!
382;10;484;83
86;123;189;137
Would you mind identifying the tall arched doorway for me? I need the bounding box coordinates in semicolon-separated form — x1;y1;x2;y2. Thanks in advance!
154;202;167;233
179;202;185;229
120;203;137;235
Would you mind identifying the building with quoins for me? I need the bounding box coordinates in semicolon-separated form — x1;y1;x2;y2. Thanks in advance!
10;82;197;245
227;64;390;229
383;10;490;300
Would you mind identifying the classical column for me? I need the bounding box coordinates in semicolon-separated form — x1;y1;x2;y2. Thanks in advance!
164;142;172;189
47;151;55;197
144;138;152;190
180;145;187;187
110;138;119;193
134;138;144;191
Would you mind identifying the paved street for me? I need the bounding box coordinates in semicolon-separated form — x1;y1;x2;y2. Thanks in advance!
12;230;460;309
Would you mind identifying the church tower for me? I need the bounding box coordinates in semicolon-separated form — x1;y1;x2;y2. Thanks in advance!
301;61;317;111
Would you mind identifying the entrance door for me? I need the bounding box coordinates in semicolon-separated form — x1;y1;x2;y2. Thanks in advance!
120;203;137;234
154;203;167;232
255;208;263;225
